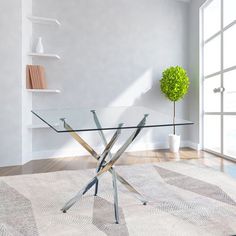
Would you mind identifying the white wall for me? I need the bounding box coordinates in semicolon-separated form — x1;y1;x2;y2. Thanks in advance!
0;0;199;166
0;0;22;166
21;0;32;164
31;0;190;159
187;0;206;148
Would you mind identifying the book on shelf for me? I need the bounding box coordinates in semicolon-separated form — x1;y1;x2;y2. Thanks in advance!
26;65;32;89
26;65;47;89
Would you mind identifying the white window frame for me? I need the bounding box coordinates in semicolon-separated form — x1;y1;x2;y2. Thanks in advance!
200;0;236;161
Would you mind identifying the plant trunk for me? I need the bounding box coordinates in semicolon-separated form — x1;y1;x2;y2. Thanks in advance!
173;101;176;135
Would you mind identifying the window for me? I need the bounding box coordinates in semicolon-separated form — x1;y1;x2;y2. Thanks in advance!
201;0;236;159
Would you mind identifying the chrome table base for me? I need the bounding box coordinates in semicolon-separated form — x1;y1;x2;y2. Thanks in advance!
60;111;148;224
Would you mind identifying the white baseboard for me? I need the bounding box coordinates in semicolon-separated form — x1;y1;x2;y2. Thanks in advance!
31;140;201;161
22;152;34;165
183;141;202;150
0;140;201;167
0;159;22;168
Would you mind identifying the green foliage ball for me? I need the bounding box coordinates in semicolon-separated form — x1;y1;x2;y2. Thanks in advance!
160;66;190;102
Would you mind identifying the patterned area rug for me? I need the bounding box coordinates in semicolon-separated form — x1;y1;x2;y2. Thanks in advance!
1;162;236;236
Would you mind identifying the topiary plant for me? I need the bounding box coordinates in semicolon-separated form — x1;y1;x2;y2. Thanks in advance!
160;66;190;134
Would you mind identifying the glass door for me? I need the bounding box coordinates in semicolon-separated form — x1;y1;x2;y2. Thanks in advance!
201;0;236;159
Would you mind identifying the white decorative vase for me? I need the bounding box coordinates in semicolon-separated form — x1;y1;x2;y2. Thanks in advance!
169;134;180;153
35;37;44;53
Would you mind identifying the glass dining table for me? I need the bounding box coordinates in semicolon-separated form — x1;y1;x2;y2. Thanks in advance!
32;106;193;224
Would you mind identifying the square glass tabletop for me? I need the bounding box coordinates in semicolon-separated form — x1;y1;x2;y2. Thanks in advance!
31;106;193;133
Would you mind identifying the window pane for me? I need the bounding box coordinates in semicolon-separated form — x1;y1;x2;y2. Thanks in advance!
204;0;221;40
224;116;236;157
224;24;236;69
204;36;221;76
204;115;221;153
223;69;236;112
204;75;221;112
224;0;236;27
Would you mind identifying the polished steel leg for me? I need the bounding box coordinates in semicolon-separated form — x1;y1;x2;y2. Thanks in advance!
61;117;148;204
94;123;122;200
111;170;119;223
96;114;148;176
60;118;100;160
92;124;122;196
115;171;147;205
61;176;98;213
93;114;149;210
61;114;148;215
91;110;121;223
61;126;122;213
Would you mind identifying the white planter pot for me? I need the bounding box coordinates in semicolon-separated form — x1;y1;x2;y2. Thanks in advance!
169;134;180;153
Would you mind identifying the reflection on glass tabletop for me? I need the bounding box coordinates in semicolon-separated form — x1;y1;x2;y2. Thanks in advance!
31;106;193;133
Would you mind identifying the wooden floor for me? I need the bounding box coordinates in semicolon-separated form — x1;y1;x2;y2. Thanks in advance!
1;148;236;179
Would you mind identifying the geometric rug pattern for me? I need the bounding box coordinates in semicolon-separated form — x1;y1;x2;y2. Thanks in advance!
0;162;236;235
0;181;38;236
154;166;236;206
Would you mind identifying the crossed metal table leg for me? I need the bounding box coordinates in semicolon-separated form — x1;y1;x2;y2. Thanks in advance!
60;112;148;224
91;110;121;223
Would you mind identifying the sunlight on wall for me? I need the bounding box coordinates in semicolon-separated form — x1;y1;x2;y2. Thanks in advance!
108;69;155;152
109;69;154;106
49;70;155;158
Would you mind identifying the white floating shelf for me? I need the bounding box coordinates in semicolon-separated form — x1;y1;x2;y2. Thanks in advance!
27;89;61;93
28;53;60;59
27;123;59;129
27;16;61;26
